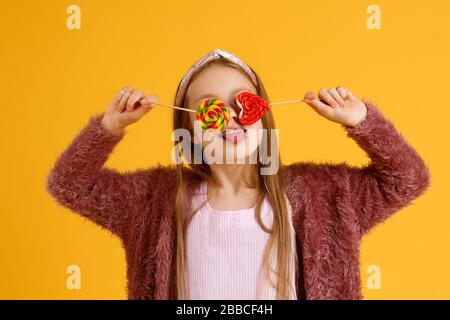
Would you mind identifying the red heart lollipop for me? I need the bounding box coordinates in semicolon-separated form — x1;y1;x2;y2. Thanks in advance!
236;91;270;125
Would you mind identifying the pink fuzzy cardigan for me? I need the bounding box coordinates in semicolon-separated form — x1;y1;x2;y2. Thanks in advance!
46;101;431;300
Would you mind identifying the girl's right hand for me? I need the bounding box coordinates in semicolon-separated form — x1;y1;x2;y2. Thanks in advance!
101;87;159;135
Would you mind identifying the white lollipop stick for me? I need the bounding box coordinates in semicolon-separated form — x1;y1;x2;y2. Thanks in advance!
270;99;306;106
148;102;196;113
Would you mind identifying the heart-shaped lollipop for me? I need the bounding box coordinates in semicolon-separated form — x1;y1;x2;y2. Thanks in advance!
236;92;270;125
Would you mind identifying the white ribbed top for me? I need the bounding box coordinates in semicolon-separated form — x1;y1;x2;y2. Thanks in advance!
185;181;298;300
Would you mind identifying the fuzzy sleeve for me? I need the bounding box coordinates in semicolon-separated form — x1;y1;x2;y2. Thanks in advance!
45;113;152;239
342;100;431;236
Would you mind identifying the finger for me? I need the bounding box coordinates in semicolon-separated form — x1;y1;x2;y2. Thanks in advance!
127;90;144;112
318;88;339;108
304;91;317;101
140;94;159;106
118;91;132;112
328;88;346;107
336;86;349;100
115;87;132;100
110;87;132;111
303;91;334;118
130;103;153;120
346;88;358;101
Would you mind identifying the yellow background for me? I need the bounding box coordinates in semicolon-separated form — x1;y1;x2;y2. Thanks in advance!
0;0;448;299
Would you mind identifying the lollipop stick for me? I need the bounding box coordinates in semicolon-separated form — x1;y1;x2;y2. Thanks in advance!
270;99;306;106
150;102;196;113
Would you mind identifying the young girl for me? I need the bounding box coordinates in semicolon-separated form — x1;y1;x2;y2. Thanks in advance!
46;48;430;300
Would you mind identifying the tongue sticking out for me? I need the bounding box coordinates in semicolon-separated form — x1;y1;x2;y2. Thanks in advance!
222;128;247;144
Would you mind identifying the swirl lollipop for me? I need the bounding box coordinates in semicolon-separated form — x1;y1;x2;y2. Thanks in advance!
196;98;231;131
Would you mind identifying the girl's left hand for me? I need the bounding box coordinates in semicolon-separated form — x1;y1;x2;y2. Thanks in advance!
303;86;367;128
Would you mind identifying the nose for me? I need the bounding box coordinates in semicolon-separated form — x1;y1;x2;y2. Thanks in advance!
227;110;243;128
227;100;241;120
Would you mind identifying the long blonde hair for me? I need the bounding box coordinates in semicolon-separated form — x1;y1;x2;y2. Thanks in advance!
172;58;297;299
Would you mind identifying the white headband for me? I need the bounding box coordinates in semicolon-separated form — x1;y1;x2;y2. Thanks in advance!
175;48;258;107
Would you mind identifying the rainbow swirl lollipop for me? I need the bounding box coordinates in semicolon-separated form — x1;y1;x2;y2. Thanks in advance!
196;98;230;131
